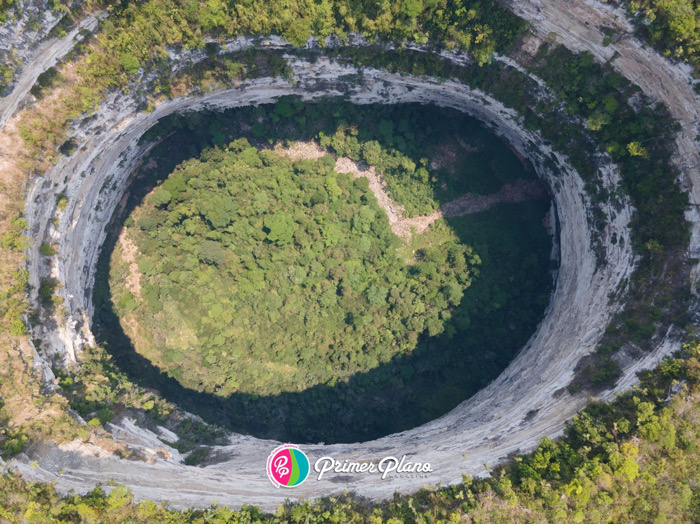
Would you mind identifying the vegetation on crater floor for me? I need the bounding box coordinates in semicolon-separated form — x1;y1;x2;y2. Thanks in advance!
112;140;478;397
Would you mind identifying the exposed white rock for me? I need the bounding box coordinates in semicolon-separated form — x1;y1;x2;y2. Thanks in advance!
0;0;59;57
156;426;179;443
0;3;101;127
106;418;183;463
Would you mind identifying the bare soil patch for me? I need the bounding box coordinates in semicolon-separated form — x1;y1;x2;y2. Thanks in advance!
117;228;142;299
274;141;328;160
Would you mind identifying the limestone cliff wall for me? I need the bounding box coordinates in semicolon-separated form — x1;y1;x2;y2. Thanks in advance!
14;51;649;509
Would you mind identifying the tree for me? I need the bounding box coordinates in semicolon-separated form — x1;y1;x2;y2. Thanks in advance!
657;0;696;40
587;112;610;131
284;18;314;46
361;140;382;165
119;53;141;74
199;240;226;265
366;285;388;307
151;188;172;208
627;141;649;158
264;212;295;245
352;207;375;233
138;217;160;231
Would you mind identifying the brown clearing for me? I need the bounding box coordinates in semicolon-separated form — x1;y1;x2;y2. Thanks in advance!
117;227;142;299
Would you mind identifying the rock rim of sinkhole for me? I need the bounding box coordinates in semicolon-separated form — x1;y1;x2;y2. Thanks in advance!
12;40;686;510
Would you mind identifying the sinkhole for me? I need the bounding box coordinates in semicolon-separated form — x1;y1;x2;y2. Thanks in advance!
91;100;556;443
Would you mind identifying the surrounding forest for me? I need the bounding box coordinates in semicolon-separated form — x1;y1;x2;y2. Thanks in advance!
611;0;700;75
92;102;553;442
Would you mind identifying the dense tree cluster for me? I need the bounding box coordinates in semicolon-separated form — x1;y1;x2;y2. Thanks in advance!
0;0;523;120
618;0;700;75
111;140;478;397
144;100;531;216
530;45;689;256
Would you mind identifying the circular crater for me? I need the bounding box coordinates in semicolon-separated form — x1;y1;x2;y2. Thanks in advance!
21;49;635;506
92;101;554;443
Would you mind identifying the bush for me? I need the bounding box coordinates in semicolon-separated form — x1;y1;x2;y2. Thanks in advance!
119;53;141;74
39;244;55;256
184;447;210;466
55;193;69;212
0;432;27;457
38;280;57;306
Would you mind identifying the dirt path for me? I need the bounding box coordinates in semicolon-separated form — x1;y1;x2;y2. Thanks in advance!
333;155;412;235
404;179;547;234
279;141;547;239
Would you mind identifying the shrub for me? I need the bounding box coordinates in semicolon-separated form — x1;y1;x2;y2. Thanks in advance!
39;244;55;256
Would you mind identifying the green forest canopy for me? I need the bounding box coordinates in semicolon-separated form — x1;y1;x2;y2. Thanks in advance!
111;140;478;397
86;0;525;87
621;0;700;74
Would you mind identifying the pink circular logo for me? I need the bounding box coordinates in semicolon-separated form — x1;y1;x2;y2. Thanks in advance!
266;444;310;488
